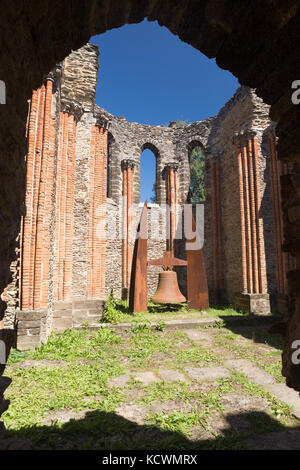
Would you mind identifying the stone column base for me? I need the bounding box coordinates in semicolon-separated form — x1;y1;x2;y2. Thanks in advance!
16;298;105;350
16;310;47;350
52;298;105;332
234;293;270;315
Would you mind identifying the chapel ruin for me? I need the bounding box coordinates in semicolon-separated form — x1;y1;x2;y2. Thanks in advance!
1;43;296;351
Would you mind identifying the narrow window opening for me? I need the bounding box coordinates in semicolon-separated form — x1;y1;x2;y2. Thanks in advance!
140;148;156;203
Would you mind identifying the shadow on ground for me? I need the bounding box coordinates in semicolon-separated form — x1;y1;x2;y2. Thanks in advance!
1;409;300;450
215;313;283;351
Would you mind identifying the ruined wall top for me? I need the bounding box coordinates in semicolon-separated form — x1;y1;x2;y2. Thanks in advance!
55;43;272;205
61;43;99;111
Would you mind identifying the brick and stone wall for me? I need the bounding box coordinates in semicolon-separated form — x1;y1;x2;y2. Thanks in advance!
0;43;284;351
0;0;299;405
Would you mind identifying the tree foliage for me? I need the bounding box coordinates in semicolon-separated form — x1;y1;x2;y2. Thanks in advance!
189;145;205;202
150;120;206;203
173;120;206;203
150;183;156;203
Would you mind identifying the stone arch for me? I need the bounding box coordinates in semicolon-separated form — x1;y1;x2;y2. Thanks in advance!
187;139;206;156
139;142;164;205
0;1;300;394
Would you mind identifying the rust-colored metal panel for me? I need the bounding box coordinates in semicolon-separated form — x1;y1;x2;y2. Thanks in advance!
148;250;187;270
186;207;209;310
186;248;209;310
129;201;148;312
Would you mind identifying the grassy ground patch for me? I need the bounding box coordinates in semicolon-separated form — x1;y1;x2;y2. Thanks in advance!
100;295;247;325
2;306;299;450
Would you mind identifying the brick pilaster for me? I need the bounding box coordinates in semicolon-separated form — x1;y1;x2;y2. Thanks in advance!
164;162;179;253
53;98;83;301
21;78;57;310
33;78;54;308
251;134;267;293
235;135;248;293
234;131;267;295
121;159;135;296
87;123;108;299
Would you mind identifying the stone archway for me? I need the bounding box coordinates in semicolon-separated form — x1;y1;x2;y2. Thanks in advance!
0;0;300;396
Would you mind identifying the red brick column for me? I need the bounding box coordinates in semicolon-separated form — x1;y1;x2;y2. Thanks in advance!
87;122;108;299
28;84;46;308
234;131;267;296
21;89;39;309
53;98;83;301
164;162;179;253
235;135;248;293
251;133;267;293
20;73;58;310
210;159;224;292
121;159;135;297
33;78;55;308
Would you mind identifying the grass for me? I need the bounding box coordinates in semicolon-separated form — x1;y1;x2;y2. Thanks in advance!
100;295;247;325
2;305;299;450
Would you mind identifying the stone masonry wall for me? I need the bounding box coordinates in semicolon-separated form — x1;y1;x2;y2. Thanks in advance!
3;43;279;352
0;0;299;406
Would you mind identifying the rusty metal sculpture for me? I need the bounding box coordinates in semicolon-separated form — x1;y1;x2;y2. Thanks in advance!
129;187;209;311
129;201;148;312
151;270;186;304
185;206;209;310
148;251;187;304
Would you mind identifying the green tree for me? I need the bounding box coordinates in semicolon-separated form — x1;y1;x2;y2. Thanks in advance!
189;145;205;202
150;182;156;203
172;120;205;202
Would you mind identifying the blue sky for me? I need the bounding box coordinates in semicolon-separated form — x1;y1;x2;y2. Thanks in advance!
90;19;239;201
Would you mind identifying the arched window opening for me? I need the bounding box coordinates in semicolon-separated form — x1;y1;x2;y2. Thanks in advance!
140;148;156;203
189;144;206;203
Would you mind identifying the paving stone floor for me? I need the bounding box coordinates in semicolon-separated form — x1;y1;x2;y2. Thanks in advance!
2;321;300;450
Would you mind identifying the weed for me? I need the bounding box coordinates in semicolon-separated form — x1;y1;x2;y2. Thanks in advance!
102;291;121;324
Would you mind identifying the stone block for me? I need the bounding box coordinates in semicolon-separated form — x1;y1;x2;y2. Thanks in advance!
52;308;72;319
17;320;41;329
17;335;40;351
52;301;73;312
108;374;130;388
158;369;187;382
224;359;275;386
28;328;40;336
73;299;104;311
133;372;161;385
52;317;73;332
17;311;44;322
234;293;270;315
184;366;231;382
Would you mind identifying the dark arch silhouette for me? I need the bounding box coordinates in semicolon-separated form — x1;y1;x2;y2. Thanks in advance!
0;0;300;406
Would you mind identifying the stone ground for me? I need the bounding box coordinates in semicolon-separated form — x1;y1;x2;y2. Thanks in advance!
1;319;300;450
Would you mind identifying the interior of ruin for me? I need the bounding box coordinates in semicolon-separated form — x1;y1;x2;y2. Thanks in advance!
0;0;300;437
